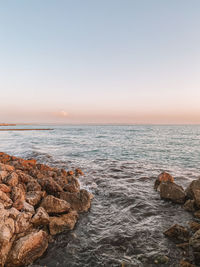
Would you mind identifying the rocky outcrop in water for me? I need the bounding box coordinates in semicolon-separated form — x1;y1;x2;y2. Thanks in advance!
0;152;93;266
155;172;200;266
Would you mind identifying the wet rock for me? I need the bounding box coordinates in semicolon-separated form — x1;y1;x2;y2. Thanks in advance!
40;195;70;214
186;179;200;199
26;191;42;206
15;212;33;234
3;172;18;187
39;177;63;195
183;199;196;212
0;183;11;193
59;189;93;212
189;221;200;232
189;229;200;264
164;224;190;242
194;210;200;219
49;210;78;235
31;207;50;226
75;168;84;177
159;181;186;204
193;189;200;208
154;171;174;191
0;190;13;208
179;260;196;267
6;230;48;267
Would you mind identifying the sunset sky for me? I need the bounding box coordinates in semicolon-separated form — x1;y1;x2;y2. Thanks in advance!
1;0;200;124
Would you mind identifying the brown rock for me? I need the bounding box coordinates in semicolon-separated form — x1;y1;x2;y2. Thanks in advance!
0;183;11;193
11;183;26;203
3;172;18;187
193;189;200;208
159;181;186;204
13;200;24;211
0;190;13;208
183;199;196;212
49;210;78;235
22;201;35;214
40;195;70;214
194;210;200;219
154;172;174;191
75;168;84;176
26;191;42;206
189;229;200;264
59;189;93;212
26;179;41;191
0;163;14;172
0;170;8;181
6;230;48;267
16;170;33;184
179;260;196;267
164;224;190;242
186;179;200;199
15;212;33;234
189;221;200;232
39;177;63;195
31;207;50;226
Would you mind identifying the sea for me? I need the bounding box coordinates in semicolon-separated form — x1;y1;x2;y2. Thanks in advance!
1;124;200;267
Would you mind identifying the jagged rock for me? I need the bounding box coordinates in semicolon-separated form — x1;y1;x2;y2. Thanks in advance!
26;179;41;191
154;172;174;191
186;179;200;199
59;189;93;212
8;207;20;219
22;201;35;214
194;210;200;219
13;200;24;211
189;229;200;264
40;195;70;214
75;168;84;177
0;163;14;172
31;207;50;226
49;210;78;235
6;230;48;267
3;172;18;187
0;190;13;208
16;170;33;184
189;221;200;232
183;199;196;212
39;177;63;195
26;191;42;206
159;181;186;204
15;212;33;234
164;224;190;242
193;189;200;208
0;183;11;193
0;170;8;181
11;184;26;203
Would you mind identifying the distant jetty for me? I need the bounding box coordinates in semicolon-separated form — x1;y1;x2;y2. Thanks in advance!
0;128;54;131
0;123;16;126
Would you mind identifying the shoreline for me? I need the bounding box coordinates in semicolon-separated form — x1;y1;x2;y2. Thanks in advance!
0;128;54;131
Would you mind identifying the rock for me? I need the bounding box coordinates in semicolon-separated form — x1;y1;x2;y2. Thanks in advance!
159;181;186;204
189;221;200;232
154;172;174;191
59;189;93;212
154;255;169;264
8;207;20;219
26;191;42;206
3;172;18;187
31;207;50;226
22;201;35;214
26;179;41;191
49;210;78;235
183;199;196;212
11;183;26;203
16;170;32;184
13;200;24;211
0;190;13;208
194;210;200;219
40;195;70;214
15;212;33;234
186;179;200;199
6;230;48;267
0;183;11;193
39;177;63;195
0;163;14;172
193;189;200;208
164;224;190;242
176;242;189;250
179;260;196;267
189;229;200;264
0;171;8;181
75;168;84;176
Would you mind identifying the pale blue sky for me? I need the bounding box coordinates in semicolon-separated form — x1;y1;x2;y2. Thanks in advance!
0;0;200;123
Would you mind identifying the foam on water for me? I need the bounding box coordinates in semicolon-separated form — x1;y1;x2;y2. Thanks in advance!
1;125;200;266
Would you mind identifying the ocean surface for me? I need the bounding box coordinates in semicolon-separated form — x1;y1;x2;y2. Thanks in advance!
1;124;200;267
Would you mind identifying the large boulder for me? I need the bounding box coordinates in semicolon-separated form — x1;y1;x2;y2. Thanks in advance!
164;224;190;242
59;189;93;212
40;195;70;214
186;179;200;199
49;210;78;235
39;177;63;196
154;172;174;191
189;229;200;264
6;230;48;267
159;182;186;204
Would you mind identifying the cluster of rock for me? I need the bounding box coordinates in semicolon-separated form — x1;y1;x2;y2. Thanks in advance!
0;152;93;266
155;172;200;266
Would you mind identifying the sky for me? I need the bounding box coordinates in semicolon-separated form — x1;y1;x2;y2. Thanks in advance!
0;0;200;124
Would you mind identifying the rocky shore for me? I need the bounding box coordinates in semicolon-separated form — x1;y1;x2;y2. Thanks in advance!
0;152;93;267
155;172;200;266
